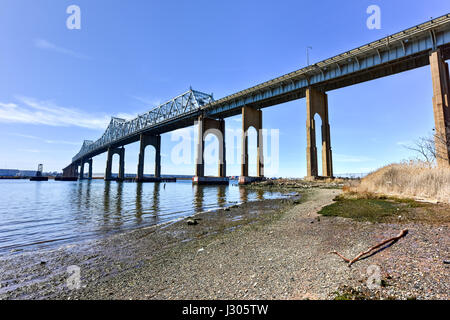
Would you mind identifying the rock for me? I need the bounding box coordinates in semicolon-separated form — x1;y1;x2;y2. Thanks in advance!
186;218;198;225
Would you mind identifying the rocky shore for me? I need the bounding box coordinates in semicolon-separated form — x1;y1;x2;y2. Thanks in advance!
0;186;448;300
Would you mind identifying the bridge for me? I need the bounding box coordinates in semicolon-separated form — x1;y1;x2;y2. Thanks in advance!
63;14;450;184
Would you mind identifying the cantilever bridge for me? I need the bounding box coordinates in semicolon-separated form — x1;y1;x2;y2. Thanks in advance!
64;14;450;184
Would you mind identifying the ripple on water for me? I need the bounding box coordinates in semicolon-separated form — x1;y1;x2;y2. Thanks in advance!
0;179;290;254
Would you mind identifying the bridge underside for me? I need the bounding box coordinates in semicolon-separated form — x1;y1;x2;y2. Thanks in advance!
210;44;450;119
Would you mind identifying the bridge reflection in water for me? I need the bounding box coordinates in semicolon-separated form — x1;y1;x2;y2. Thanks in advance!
0;179;292;253
93;180;287;228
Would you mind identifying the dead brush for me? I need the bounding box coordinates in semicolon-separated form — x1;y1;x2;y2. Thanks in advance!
354;161;450;204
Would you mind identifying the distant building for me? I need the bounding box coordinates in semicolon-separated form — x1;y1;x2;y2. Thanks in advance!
0;169;42;177
18;170;37;177
0;169;20;176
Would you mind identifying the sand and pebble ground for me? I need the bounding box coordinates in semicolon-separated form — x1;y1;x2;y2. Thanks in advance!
0;185;448;300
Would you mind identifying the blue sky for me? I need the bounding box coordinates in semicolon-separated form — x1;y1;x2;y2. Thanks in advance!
0;0;449;177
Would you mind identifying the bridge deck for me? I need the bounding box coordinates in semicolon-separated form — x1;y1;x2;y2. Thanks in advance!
204;14;450;118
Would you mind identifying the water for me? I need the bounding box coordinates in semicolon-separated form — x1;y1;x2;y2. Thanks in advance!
0;179;289;254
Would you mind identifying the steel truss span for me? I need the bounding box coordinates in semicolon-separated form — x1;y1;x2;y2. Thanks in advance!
72;89;213;163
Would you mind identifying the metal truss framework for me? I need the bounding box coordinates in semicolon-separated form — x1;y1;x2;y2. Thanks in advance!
72;89;213;163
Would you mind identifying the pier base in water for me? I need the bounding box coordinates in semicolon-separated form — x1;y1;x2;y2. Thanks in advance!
118;177;177;183
192;176;229;185
30;176;49;181
54;177;78;181
134;177;176;183
238;176;265;185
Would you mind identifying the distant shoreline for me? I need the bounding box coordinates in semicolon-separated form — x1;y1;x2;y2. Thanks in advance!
0;176;234;181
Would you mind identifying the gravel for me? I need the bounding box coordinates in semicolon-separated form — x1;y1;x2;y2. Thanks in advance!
0;188;448;300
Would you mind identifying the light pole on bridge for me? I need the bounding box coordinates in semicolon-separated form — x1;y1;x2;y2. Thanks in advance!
306;46;312;66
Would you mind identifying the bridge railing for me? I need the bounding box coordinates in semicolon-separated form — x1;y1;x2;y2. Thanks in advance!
72;89;214;163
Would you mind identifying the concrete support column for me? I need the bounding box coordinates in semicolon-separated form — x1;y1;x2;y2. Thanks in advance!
155;140;161;178
119;150;125;180
105;147;125;181
63;163;78;178
79;161;85;180
219;119;226;178
195;117;205;178
87;159;93;179
79;159;93;179
241;105;264;178
430;49;450;167
105;153;112;181
136;134;161;181
306;88;333;178
195;116;226;178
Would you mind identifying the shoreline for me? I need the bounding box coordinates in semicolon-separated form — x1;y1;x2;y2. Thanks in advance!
0;179;294;256
0;190;294;257
1;186;448;300
0;189;299;299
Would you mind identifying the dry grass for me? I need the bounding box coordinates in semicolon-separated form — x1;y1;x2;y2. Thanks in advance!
353;161;450;204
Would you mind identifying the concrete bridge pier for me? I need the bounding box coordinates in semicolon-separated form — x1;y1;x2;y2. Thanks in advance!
87;159;93;179
193;115;228;185
306;88;333;179
136;134;161;182
62;163;78;178
430;49;450;167
105;147;125;181
79;158;93;180
239;105;264;185
79;161;84;180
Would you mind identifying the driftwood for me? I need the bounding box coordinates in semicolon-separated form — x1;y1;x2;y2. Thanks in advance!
330;229;408;266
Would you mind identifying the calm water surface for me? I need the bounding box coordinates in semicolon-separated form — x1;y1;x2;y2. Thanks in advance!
0;179;289;254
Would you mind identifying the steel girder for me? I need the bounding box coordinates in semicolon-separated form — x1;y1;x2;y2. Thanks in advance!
203;14;450;118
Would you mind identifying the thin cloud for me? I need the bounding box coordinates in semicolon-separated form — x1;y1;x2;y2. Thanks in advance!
17;148;40;153
130;95;161;107
0;96;110;130
34;39;90;60
44;139;80;146
10;133;80;146
115;112;138;121
0;102;18;108
9;133;39;140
